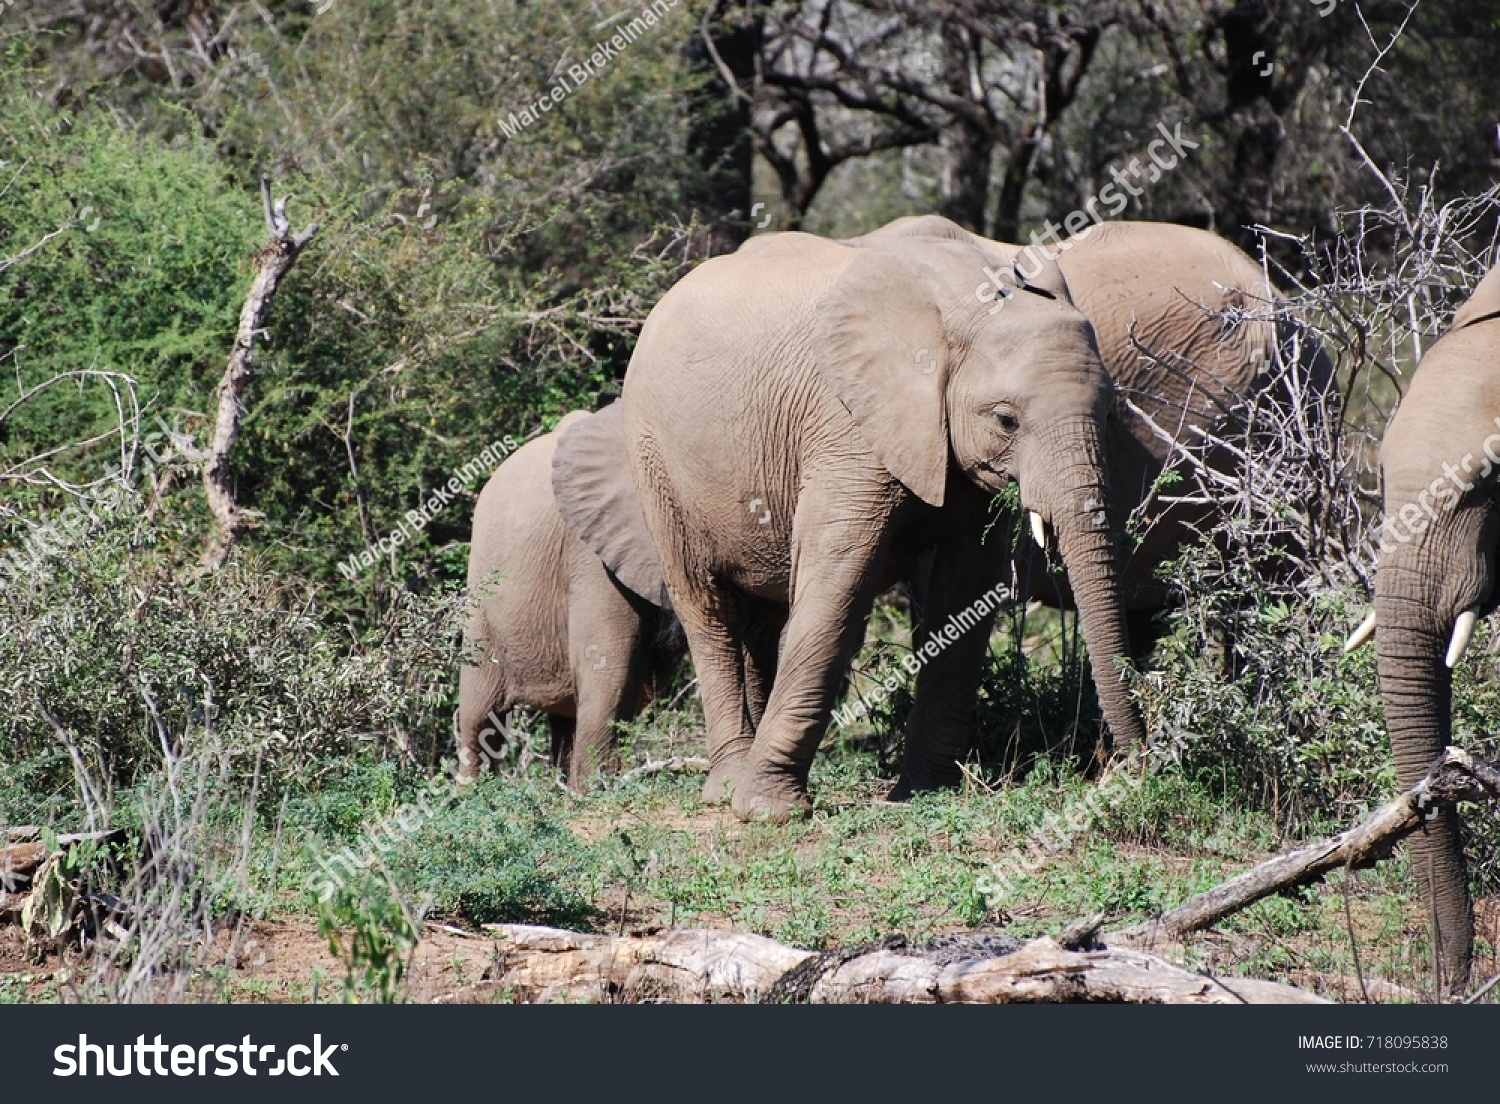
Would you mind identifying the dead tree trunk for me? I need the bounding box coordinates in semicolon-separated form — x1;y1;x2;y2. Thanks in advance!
1114;746;1500;946
480;924;1325;1004
201;176;317;570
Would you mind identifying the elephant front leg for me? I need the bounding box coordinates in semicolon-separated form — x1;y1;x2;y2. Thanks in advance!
892;525;1006;798
732;518;892;823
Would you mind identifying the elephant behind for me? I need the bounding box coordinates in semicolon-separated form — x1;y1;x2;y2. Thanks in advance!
1349;262;1500;995
559;229;1147;821
854;215;1335;622
458;403;683;787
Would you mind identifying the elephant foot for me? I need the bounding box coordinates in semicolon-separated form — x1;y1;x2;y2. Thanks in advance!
702;765;743;803
701;746;751;803
730;771;812;824
701;767;737;803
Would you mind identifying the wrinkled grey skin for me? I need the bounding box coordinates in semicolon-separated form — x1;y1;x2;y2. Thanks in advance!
458;404;682;787
851;215;1334;780
1366;264;1500;995
587;230;1145;822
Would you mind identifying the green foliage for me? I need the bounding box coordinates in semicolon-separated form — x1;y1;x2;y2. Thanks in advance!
1137;545;1392;831
316;871;419;1004
384;780;597;927
0;83;259;487
0;490;467;796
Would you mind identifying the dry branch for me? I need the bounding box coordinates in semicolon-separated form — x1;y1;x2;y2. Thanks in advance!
619;756;710;782
481;924;1325;1004
200;176;318;570
1114;747;1500;946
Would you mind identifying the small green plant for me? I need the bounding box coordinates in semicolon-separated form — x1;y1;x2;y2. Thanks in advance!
315;872;419;1004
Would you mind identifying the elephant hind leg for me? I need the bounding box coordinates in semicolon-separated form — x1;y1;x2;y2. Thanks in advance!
458;658;512;779
672;584;760;802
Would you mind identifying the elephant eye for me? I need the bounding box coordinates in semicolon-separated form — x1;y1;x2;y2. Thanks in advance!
996;410;1020;432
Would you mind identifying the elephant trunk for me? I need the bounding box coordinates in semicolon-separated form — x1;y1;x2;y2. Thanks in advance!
1033;419;1148;754
1374;560;1473;995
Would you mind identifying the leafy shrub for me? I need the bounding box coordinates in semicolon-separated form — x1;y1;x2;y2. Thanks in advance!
383;780;596;927
0;490;467;798
316;871;420;1005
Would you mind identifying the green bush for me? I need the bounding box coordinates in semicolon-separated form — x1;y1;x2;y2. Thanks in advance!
384;780;596;927
0;488;467;798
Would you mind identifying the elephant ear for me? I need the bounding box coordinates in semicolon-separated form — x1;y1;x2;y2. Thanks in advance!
1452;265;1500;332
551;402;668;607
812;249;952;507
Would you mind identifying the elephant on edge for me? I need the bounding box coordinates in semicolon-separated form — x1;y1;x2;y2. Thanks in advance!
1345;261;1500;995
458;403;683;787
558;229;1147;821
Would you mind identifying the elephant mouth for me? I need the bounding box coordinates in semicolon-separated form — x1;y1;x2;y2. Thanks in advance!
973;458;1013;489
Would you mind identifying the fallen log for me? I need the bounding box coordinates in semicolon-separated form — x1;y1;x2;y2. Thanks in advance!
481;924;1325;1004
1113;746;1500;947
0;842;48;892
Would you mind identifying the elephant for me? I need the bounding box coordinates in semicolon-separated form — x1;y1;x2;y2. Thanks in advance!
1343;261;1500;995
850;215;1334;768
458;402;683;787
854;215;1329;617
557;228;1147;822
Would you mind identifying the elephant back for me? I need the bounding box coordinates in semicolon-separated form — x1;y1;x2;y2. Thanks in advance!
1055;221;1277;463
1450;263;1500;334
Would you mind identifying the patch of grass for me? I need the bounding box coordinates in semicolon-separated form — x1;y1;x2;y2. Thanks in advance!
384;779;598;928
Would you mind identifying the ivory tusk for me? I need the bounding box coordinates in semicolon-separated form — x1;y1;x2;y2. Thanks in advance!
1029;511;1048;549
1342;609;1377;653
1445;606;1479;668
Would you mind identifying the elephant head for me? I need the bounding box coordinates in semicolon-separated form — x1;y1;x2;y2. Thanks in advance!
1359;263;1500;994
815;240;1148;755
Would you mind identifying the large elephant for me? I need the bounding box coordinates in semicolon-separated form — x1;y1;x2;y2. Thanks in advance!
1345;262;1500;995
559;229;1147;822
851;216;1332;776
458;403;682;787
